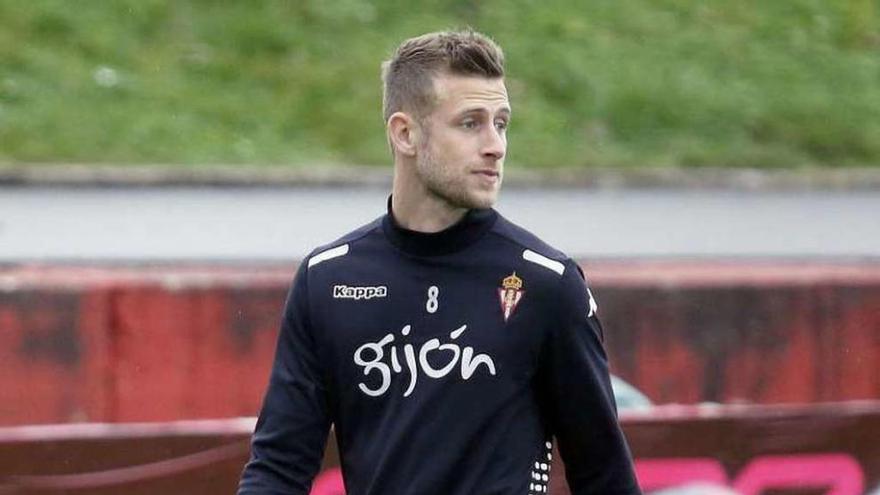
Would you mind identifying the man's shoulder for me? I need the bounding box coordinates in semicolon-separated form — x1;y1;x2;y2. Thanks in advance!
491;214;597;315
304;216;384;270
489;212;570;264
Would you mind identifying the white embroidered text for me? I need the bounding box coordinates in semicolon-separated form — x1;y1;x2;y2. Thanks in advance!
353;324;496;397
333;285;388;300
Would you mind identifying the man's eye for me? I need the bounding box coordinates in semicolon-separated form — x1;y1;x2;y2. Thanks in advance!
461;120;478;129
495;120;509;131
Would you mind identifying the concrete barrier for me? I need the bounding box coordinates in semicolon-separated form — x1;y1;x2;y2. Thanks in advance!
1;262;878;425
2;402;879;494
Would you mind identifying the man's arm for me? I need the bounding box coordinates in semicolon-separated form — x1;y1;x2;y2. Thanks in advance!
537;260;641;495
238;262;331;495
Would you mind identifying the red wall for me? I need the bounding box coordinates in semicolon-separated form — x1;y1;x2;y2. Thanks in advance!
1;262;878;425
592;262;880;404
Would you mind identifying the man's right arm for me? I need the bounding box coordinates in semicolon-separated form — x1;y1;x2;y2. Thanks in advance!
238;262;332;495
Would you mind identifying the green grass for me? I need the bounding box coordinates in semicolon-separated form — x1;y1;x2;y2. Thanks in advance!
1;0;878;168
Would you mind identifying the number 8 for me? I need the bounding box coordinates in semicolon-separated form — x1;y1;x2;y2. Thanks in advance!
426;286;439;314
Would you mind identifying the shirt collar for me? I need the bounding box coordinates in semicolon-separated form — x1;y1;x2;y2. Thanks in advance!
381;196;498;256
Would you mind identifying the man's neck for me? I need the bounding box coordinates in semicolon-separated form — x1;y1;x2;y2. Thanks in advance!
391;182;467;234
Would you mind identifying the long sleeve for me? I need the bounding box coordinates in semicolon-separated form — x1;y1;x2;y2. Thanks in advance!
238;262;332;495
537;260;641;495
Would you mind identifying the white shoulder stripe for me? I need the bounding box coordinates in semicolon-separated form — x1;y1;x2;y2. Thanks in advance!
522;249;565;276
308;244;349;268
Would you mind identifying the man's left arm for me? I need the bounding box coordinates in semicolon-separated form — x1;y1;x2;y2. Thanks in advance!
537;259;641;495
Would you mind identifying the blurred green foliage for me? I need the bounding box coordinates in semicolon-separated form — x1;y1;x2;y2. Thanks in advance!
0;0;878;168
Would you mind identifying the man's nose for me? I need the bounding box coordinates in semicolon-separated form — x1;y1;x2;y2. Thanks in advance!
481;127;506;161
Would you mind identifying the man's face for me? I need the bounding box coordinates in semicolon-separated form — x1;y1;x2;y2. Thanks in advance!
414;73;510;210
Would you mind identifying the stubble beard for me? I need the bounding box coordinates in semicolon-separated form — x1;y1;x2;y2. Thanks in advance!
415;142;499;211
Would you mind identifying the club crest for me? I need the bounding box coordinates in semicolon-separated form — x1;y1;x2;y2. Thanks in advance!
498;272;525;322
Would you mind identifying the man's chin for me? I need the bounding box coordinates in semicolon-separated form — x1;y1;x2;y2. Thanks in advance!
465;190;499;209
427;182;499;210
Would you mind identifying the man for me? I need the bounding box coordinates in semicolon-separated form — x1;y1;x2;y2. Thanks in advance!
238;30;640;495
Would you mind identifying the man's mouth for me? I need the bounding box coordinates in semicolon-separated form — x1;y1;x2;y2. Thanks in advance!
473;169;500;178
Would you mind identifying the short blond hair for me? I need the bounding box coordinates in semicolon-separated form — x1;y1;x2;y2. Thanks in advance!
381;30;505;123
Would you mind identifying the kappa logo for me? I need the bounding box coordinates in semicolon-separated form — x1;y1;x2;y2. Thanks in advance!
333;285;388;300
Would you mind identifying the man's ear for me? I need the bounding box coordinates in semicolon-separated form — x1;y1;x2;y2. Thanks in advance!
387;112;421;157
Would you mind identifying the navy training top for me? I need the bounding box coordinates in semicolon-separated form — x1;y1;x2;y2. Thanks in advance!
238;201;640;495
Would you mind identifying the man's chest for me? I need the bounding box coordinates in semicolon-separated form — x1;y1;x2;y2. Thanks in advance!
310;261;549;399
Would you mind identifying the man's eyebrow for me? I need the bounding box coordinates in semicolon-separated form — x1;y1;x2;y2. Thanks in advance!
457;106;512;117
